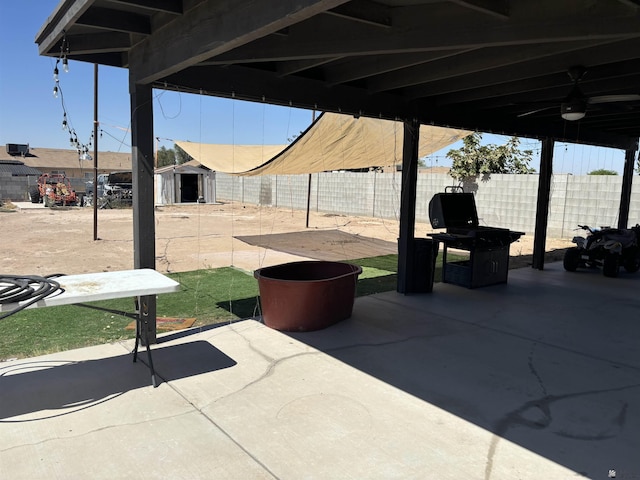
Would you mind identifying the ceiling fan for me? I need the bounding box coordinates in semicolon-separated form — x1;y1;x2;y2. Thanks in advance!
518;66;640;121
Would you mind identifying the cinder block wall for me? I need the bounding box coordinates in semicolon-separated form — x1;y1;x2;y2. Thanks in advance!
562;175;625;232
275;175;309;210
0;173;32;202
215;171;640;239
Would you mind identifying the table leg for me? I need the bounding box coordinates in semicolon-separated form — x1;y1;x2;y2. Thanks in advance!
133;296;158;388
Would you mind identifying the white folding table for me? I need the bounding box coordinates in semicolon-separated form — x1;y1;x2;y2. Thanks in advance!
0;269;180;387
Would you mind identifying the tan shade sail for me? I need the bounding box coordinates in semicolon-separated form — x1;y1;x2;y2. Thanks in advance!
174;142;287;174
176;112;471;176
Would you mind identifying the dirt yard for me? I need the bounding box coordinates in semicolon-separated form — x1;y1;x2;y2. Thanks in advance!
0;201;573;276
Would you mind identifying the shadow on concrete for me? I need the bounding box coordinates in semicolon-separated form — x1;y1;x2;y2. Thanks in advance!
0;341;236;421
215;296;261;320
284;264;640;477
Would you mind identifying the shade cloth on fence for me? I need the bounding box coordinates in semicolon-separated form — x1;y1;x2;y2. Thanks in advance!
176;112;471;176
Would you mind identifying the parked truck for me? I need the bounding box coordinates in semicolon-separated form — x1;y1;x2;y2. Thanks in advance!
85;171;132;207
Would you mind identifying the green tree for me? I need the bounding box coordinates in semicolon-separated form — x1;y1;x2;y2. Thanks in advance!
175;144;192;164
156;144;193;167
446;133;536;180
156;146;174;167
588;169;618;175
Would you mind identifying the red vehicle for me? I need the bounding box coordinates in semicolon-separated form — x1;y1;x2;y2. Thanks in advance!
29;173;79;207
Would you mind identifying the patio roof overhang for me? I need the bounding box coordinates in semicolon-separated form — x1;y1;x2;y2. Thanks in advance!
36;0;640;150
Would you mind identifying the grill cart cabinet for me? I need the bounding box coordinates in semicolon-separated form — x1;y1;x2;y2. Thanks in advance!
432;237;510;288
427;189;523;289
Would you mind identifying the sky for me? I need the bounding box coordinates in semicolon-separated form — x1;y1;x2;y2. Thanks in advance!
0;2;631;174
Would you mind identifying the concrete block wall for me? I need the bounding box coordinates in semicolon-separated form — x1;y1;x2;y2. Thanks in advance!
0;173;32;202
548;175;569;238
275;175;309;210
239;176;260;205
372;172;402;221
562;175;624;232
631;176;640;224
416;174;458;223
215;171;640;239
216;174;243;202
314;172;374;217
472;174;539;233
258;176;274;206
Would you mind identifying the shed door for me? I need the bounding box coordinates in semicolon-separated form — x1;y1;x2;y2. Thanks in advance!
180;174;199;202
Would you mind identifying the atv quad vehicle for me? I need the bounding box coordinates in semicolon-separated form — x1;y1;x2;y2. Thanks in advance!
563;224;640;277
29;173;79;207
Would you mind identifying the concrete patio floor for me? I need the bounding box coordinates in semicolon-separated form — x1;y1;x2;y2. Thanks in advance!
1;262;638;479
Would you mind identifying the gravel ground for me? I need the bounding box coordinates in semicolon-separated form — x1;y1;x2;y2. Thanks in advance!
1;201;573;276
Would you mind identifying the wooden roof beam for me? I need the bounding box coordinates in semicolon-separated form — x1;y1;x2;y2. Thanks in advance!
325;0;392;28
36;0;93;57
324;49;476;86
366;39;616;93
62;32;132;56
448;0;509;19
158;63;411;118
403;38;640;99
207;3;640;63
77;7;151;35
277;57;344;77
128;0;350;85
106;0;183;15
436;61;640;107
617;0;640;7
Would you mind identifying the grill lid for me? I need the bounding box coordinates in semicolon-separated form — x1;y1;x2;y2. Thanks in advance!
429;190;478;229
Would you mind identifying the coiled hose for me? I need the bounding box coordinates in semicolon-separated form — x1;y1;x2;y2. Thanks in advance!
0;274;64;320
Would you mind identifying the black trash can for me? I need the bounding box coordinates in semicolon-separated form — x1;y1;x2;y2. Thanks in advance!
398;238;439;294
411;238;439;293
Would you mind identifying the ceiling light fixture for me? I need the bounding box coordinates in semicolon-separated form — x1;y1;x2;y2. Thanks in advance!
561;100;586;121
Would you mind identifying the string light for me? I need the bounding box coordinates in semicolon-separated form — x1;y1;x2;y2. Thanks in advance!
51;33;92;161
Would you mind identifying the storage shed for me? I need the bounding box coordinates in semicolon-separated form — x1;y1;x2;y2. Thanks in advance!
154;162;215;205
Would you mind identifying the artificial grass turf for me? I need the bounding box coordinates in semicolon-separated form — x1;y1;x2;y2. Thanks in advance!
0;253;459;359
0;267;258;360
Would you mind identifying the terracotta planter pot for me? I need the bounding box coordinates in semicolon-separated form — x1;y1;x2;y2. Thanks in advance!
254;261;362;332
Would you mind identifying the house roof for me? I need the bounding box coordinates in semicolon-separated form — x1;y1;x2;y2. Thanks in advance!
1;145;132;171
0;159;42;176
35;1;640;151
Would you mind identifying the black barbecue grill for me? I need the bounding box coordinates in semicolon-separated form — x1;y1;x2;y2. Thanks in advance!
428;187;523;288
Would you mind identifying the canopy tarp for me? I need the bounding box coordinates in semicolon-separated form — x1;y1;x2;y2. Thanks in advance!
176;112;471;176
174;143;287;174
